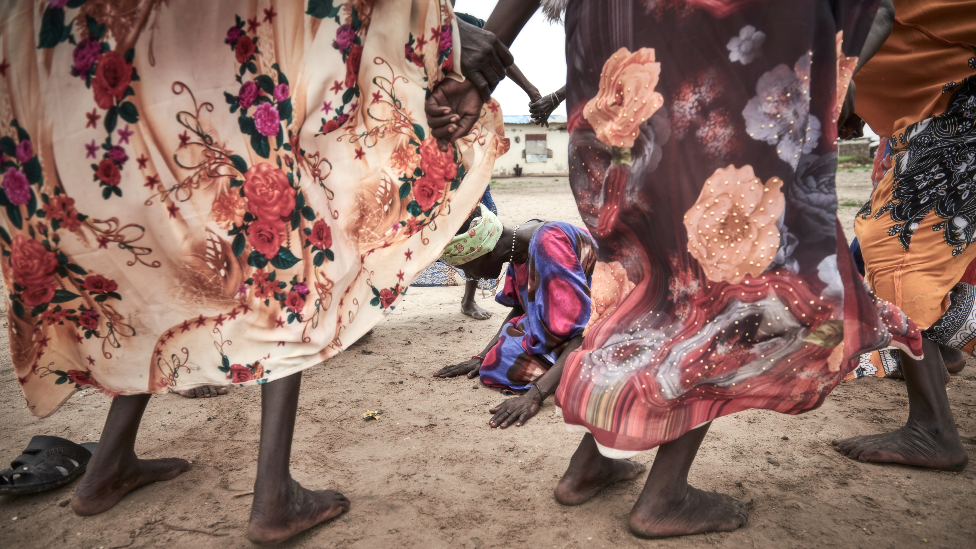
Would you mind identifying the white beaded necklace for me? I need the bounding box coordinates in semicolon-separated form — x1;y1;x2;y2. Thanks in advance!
510;223;521;264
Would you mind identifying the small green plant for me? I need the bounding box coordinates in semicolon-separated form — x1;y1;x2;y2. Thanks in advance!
839;199;861;208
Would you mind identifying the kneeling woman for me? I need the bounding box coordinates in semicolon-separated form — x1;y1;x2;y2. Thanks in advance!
433;205;597;428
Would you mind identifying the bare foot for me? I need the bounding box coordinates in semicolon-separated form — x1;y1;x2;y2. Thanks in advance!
629;484;748;538
940;345;967;374
71;457;190;515
555;458;645;506
173;385;228;398
461;300;492;320
246;478;350;545
832;422;968;471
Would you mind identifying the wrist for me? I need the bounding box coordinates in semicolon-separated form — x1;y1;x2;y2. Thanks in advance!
531;382;547;405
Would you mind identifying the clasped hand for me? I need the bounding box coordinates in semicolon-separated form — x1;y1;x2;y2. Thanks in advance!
425;22;513;151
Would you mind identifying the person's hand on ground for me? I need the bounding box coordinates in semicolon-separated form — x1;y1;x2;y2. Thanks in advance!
488;392;542;428
426;78;484;151
457;18;514;102
434;357;482;378
173;385;228;398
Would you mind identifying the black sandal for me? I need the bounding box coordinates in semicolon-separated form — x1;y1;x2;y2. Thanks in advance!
0;436;97;495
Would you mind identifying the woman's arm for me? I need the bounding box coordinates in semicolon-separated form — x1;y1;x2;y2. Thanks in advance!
505;64;542;103
455;17;515;102
484;0;543;48
433;304;524;378
488;334;584;428
854;0;894;75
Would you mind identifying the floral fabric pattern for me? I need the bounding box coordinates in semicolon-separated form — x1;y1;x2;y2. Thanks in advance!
726;25;765;65
742;53;821;169
557;0;920;457
0;0;508;417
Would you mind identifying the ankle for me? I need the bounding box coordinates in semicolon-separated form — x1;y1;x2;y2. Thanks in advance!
254;475;297;502
640;479;690;509
904;416;959;442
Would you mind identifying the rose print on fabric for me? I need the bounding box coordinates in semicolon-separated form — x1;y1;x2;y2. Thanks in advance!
404;22;455;82
370;282;406;311
224;19;292;159
311;3;383;136
790;152;838;243
0;122;42;222
742;53;821;169
584;260;635;334
683;164;784;284
726;25;765;65
43;9;143;200
584;47;664;149
394;133;464;222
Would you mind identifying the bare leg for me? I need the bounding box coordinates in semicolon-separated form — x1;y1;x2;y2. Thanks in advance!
173;385;228;398
554;433;646;505
833;339;968;470
940;344;967;374
629;423;748;538
246;372;350;545
887;349;951;385
461;278;492;320
71;394;190;516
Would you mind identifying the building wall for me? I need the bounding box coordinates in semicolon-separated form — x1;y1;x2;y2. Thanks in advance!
493;123;570;176
837;137;872;161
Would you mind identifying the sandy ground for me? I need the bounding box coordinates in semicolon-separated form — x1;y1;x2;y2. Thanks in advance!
2;170;975;549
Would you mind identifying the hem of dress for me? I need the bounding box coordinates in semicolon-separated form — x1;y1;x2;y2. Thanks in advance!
556;405;643;459
887;340;923;361
31;349;337;418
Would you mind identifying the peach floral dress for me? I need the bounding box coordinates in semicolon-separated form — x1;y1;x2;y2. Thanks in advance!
0;0;507;417
554;0;922;457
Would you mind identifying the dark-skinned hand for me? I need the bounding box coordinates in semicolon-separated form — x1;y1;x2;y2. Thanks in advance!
425;78;484;152
488;392;542;428
456;18;515;103
433;357;482;378
529;93;558;128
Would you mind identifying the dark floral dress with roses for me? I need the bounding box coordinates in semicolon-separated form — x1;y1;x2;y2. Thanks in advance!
0;0;508;417
552;0;922;457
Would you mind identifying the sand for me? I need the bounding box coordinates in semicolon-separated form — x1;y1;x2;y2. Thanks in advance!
1;169;975;548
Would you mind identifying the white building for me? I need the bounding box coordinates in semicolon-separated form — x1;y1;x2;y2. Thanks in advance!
493;115;569;177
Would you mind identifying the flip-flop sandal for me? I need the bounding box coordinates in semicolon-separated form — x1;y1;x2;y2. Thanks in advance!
0;436;97;495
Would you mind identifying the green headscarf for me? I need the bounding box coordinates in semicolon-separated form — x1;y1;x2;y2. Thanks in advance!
440;204;504;266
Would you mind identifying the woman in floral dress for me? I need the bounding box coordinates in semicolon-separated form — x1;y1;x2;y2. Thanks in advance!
429;0;922;538
0;0;507;543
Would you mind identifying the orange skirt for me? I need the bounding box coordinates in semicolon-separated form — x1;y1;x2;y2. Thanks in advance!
849;76;976;380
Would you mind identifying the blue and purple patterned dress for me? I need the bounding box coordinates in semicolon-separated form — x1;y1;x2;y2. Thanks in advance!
479;222;598;389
